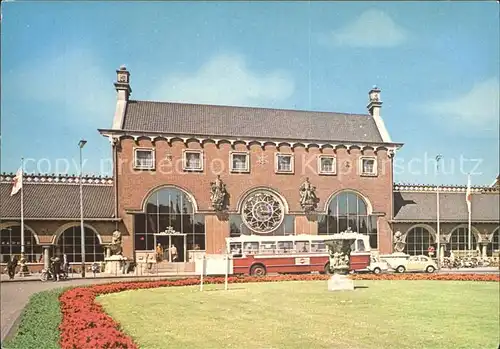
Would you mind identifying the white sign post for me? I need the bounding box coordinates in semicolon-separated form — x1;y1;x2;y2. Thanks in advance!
200;255;205;292
224;253;229;291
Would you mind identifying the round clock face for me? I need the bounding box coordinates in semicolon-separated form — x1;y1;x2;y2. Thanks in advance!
242;191;284;234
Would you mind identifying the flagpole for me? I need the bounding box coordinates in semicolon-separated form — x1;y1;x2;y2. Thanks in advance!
468;174;472;251
436;155;442;269
20;158;25;256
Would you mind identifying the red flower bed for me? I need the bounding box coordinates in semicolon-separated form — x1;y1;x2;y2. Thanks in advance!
59;273;499;349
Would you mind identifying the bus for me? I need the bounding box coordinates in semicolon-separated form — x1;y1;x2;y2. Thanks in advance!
226;233;371;276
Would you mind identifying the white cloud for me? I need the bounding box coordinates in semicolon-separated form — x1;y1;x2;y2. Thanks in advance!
7;48;114;121
424;78;500;132
152;53;295;107
320;9;407;48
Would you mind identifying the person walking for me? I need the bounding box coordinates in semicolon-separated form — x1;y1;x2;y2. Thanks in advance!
50;256;61;282
7;256;18;280
170;244;178;262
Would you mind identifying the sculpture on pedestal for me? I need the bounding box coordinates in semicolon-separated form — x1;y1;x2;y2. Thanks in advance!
210;175;228;211
299;177;319;213
109;230;123;256
325;238;355;275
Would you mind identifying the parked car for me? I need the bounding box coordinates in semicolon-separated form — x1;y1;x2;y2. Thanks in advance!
400;255;437;273
367;256;391;274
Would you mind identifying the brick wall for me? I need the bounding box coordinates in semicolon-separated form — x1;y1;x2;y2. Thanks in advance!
116;138;395;255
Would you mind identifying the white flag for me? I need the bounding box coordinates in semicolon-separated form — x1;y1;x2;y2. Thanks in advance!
465;174;472;214
10;167;23;196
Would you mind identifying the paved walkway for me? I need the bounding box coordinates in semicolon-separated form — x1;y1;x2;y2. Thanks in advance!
0;274;196;343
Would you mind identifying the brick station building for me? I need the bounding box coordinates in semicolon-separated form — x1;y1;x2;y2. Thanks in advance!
1;66;499;272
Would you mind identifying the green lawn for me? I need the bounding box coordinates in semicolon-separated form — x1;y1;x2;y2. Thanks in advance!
98;280;499;349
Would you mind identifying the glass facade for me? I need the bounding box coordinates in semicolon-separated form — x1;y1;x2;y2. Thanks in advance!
318;191;378;248
404;226;435;256
0;225;42;263
449;226;477;251
134;187;206;251
56;226;104;263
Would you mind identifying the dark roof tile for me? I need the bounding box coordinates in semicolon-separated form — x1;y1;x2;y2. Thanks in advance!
122;100;385;143
393;191;500;222
0;183;115;219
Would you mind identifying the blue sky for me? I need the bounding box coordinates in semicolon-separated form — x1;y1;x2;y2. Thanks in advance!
1;1;499;186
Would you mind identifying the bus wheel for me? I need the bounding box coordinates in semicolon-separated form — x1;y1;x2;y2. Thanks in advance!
324;263;332;275
250;265;266;277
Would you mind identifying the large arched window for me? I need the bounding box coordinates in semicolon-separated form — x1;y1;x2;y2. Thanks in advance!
450;226;478;252
0;225;42;263
134;187;206;253
318;191;377;248
487;228;500;257
56;226;104;263
404;226;435;256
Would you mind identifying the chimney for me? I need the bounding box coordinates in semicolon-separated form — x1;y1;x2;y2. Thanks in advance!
367;85;382;118
111;65;131;130
367;86;392;143
114;65;132;101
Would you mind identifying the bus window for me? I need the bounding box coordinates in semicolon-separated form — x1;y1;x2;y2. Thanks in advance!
229;242;242;255
243;242;259;254
295;241;310;253
310;242;327;253
260;242;277;254
357;239;366;252
277;241;294;254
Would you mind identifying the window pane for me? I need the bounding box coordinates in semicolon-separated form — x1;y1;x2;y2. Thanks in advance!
347;193;358;215
232;154;248;170
337;194;348;215
229;215;242;237
318;215;328;235
278;156;291;171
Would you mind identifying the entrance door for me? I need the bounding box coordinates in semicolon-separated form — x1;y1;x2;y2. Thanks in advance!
170;235;185;262
155;236;169;261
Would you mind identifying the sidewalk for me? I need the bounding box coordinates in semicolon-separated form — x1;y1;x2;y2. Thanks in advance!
1;271;199;283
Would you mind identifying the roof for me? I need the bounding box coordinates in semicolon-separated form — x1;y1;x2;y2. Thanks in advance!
0;174;115;220
120;100;386;143
393;190;500;222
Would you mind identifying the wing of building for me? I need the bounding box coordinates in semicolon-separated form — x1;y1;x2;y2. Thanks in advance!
1;66;498;273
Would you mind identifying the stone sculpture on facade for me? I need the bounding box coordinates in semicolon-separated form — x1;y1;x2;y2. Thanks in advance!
109;230;123;256
299;177;319;213
210;175;228;211
393;231;406;252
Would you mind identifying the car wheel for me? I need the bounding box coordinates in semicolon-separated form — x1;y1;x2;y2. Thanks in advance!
373;267;381;274
250;264;266;277
426;265;435;273
396;266;406;273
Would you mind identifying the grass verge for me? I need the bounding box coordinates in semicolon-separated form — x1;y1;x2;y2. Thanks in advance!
98;280;499;349
2;288;67;349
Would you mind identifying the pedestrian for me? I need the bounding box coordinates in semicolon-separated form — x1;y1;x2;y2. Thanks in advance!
7;256;18;280
51;256;61;282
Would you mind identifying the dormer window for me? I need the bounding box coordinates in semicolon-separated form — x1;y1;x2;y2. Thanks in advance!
183;150;203;171
134;148;155;170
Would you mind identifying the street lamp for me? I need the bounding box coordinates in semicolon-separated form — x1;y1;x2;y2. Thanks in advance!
79;139;87;278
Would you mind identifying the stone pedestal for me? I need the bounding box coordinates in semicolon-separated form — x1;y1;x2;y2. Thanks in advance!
104;255;127;274
43;246;51;270
327;274;354;292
